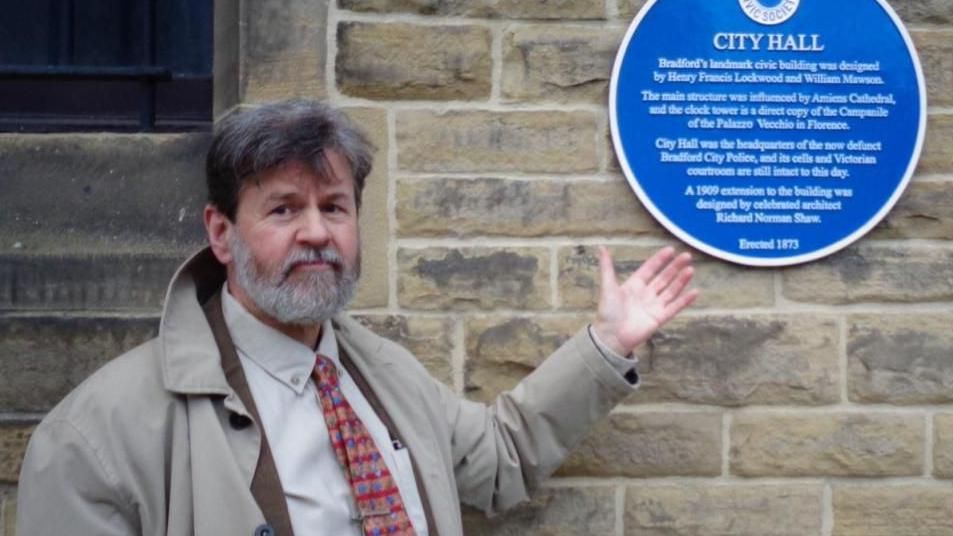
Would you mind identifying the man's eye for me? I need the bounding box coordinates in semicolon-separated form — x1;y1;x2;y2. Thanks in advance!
269;205;290;216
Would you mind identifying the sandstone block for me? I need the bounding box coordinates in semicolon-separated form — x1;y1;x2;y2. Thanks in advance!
847;314;953;404
636;314;839;406
463;486;615;535
354;315;454;385
242;0;326;101
911;30;953;108
337;22;491;101
895;1;953;25
834;485;953;536
346;107;390;309
464;315;586;401
557;412;721;477
731;413;923;477
396;110;599;173
339;0;605;19
617;0;649;21
396;178;661;238
625;484;823;536
398;248;550;311
0;134;207;253
919;113;953;175
0;425;33;483
0;253;184;312
557;245;774;310
782;245;953;304
502;26;623;103
0;316;158;412
934;413;953;478
2;492;14;536
870;180;953;240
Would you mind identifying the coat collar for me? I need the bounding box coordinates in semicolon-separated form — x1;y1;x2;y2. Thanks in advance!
159;247;232;395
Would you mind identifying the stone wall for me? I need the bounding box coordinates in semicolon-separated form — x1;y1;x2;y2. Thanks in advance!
2;1;953;534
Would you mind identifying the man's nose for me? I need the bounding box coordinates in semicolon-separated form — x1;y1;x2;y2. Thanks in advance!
297;208;331;245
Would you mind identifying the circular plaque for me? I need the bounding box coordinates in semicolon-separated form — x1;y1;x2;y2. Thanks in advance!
610;0;926;266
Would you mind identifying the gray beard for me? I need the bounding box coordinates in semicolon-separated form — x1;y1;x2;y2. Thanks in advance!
228;232;359;326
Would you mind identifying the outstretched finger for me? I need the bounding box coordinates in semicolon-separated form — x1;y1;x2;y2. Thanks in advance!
658;265;695;304
649;251;693;294
631;246;676;284
597;246;618;295
659;287;701;325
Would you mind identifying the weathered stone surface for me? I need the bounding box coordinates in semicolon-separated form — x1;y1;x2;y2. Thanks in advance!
2;491;14;536
894;1;953;25
636;315;839;406
625;484;823;536
617;0;953;24
502;26;623;103
0;425;33;484
0;253;185;312
337;22;491;101
398;248;551;311
339;0;605;19
871;180;953;239
911;30;953;108
0;316;158;412
242;0;326;101
617;0;649;21
346;107;390;309
919;113;953;175
0;134;208;253
464;315;586;401
934;414;953;478
782;245;953;304
396;110;600;173
731;414;923;477
847;314;953;404
396;178;661;238
833;485;953;536
353;315;454;385
213;0;240;118
463;486;615;535
557;412;721;477
557;245;774;310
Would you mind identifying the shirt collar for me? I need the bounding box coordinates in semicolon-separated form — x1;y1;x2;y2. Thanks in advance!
221;284;339;395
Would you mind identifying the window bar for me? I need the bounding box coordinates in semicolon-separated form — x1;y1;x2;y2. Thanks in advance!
139;0;158;131
63;0;75;64
47;0;73;65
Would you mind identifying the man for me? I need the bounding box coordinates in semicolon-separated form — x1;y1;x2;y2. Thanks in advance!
17;100;698;535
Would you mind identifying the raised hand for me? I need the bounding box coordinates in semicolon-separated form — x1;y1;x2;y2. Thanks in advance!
591;246;699;357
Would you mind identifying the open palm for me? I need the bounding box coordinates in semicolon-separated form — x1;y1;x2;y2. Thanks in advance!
592;246;699;356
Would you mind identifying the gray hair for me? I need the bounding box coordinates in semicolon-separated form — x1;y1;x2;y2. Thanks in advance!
206;99;374;220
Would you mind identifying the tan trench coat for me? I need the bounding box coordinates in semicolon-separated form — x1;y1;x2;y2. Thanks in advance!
17;249;637;536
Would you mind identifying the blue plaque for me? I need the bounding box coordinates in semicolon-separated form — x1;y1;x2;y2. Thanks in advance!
610;0;926;266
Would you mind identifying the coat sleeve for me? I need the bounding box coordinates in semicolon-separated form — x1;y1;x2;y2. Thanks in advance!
17;419;139;535
445;327;638;515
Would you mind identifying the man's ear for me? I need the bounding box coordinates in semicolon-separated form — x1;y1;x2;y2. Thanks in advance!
204;204;233;265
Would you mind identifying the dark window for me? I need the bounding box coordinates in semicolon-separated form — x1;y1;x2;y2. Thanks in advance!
0;0;213;132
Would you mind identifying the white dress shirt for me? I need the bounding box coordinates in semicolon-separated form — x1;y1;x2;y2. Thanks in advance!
222;287;428;536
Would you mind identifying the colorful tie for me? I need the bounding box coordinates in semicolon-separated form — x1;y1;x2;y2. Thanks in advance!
312;354;415;536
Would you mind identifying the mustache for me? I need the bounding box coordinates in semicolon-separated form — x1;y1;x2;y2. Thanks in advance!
280;248;345;279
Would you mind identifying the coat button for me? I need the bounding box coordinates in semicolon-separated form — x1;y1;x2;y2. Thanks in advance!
254;523;274;536
229;412;252;430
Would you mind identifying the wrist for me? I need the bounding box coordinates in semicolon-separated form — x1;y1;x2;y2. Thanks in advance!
589;323;633;360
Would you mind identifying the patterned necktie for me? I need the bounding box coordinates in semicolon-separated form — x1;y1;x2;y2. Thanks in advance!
312;354;415;536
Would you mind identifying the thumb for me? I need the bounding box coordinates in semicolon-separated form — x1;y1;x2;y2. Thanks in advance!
597;246;618;298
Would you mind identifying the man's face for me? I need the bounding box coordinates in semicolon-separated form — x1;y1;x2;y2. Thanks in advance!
224;152;361;326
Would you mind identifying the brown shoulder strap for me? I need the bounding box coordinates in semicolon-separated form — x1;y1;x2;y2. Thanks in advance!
203;291;295;536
